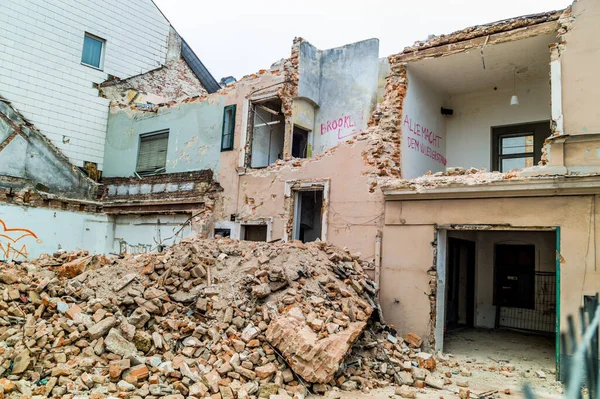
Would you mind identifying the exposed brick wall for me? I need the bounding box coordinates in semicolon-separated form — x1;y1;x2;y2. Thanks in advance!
0;187;101;213
99;170;222;203
100;29;208;107
400;10;562;54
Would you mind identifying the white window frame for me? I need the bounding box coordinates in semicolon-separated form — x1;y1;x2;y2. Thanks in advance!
238;92;282;170
81;32;106;71
136;130;169;175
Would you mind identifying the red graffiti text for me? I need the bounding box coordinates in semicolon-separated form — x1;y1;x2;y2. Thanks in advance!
0;219;40;261
404;115;446;166
320;115;356;139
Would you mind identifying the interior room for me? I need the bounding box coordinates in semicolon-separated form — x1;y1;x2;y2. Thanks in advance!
250;98;285;168
402;33;555;177
441;229;557;373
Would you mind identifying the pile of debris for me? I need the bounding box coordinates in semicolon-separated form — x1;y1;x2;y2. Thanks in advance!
0;237;450;399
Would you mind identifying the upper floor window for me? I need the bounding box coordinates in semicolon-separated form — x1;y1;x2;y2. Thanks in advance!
492;122;549;172
81;33;105;69
221;105;236;151
136;130;169;175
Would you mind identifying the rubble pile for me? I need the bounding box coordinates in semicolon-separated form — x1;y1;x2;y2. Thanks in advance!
0;237;448;399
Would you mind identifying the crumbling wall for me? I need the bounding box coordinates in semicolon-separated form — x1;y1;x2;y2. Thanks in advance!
362;65;406;184
400;68;447;178
100;28;208;107
382;194;600;351
235;141;385;262
112;213;194;254
559;0;600;135
381;224;437;348
0;202;111;261
103;98;224;178
297;39;380;155
0;96;99;200
401;10;562;57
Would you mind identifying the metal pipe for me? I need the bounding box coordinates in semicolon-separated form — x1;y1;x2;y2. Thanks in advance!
566;306;600;399
556;226;561;379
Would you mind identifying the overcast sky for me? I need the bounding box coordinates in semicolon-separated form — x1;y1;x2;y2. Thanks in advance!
153;0;571;82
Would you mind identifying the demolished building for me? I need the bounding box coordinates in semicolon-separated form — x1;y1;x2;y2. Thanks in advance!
0;0;599;383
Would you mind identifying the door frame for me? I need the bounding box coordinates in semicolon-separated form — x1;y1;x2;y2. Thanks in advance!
435;225;560;378
446;237;476;329
283;179;330;242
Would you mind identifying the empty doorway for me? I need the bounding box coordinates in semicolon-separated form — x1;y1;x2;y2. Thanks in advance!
293;190;323;243
292;126;310;158
446;238;476;330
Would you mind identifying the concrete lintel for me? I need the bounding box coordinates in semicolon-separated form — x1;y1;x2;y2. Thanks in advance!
396;21;558;63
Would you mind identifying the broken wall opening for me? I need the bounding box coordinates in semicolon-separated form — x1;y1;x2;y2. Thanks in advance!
113;213;193;254
293;190;323;243
402;32;555;175
239;219;272;242
249;98;285;168
292;126;310;158
439;228;557;374
284;180;330;243
243;224;267;241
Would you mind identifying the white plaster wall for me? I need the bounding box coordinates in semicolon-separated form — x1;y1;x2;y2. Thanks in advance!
0;204;112;261
445;79;551;170
112;214;193;254
0;0;171;169
0;204;197;261
473;231;556;329
445;230;555;330
401;69;447;178
305;39;380;155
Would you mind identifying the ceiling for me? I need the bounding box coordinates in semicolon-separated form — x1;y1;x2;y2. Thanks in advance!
408;33;556;95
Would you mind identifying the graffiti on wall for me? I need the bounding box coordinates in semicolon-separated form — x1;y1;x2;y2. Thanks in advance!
0;219;42;261
403;114;447;166
320;115;358;140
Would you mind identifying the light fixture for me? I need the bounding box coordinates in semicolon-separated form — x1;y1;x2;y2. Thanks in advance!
510;67;519;106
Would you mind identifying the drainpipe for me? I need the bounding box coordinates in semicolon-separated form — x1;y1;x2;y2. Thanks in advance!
375;230;382;300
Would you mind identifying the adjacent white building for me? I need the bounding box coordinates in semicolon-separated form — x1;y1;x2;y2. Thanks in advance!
0;0;175;169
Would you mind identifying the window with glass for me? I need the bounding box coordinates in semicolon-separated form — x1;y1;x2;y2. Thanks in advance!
221;105;236;151
491;122;550;172
81;33;105;69
136;131;169;175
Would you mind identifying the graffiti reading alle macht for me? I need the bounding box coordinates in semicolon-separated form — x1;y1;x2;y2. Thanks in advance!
404;115;447;166
0;219;42;261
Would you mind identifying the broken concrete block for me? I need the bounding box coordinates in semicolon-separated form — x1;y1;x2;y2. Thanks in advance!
425;375;444;389
266;316;367;383
395;385;417;398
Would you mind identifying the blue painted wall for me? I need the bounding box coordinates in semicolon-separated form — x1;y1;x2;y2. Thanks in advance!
103;98;225;177
297;39;380;155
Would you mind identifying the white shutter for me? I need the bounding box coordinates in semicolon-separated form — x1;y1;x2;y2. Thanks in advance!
136;131;169;174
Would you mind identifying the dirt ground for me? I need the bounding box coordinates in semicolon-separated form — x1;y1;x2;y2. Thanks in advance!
333;328;563;399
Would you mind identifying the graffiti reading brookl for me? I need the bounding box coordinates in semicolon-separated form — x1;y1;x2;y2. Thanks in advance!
0;219;42;261
320;115;358;140
403;114;447;166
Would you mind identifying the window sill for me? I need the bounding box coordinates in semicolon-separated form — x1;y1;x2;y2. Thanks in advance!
81;62;104;72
